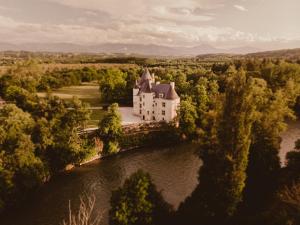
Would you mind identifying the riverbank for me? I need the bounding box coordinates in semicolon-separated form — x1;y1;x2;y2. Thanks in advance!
1;143;201;225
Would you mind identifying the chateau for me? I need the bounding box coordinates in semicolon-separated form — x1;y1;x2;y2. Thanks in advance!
133;68;180;122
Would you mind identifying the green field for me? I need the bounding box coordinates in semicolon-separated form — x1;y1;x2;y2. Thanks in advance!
38;83;105;127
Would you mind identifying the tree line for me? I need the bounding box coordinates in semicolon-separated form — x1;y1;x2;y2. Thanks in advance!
0;61;93;212
107;60;300;225
1;57;300;225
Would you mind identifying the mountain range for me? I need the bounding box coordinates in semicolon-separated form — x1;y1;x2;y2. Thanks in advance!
0;42;263;56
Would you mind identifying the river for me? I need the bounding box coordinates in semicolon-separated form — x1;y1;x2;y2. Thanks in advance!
2;121;300;225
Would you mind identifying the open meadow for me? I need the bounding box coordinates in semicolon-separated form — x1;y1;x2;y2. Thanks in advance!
38;83;104;127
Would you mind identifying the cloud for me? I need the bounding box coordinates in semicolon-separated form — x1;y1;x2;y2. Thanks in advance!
233;4;248;11
0;0;299;49
0;13;280;48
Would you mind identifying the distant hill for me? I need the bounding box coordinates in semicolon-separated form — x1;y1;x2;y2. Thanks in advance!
0;42;263;56
246;48;300;61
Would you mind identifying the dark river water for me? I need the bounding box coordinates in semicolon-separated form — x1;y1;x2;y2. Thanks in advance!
2;143;201;225
2;121;300;225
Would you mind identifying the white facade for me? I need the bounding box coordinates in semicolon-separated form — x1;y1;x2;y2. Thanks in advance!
133;69;180;123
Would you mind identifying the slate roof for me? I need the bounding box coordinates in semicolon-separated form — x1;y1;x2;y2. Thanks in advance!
138;68;152;86
140;80;152;93
152;83;179;100
136;68;179;100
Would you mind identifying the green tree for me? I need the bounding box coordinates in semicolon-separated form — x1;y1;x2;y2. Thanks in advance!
99;68;127;103
98;103;123;155
109;170;172;225
178;97;198;139
0;104;47;211
178;70;266;225
239;89;294;222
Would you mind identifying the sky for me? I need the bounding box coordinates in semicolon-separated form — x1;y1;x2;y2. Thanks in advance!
0;0;299;49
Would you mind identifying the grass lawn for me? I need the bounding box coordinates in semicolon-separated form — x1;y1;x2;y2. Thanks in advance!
37;83;101;106
38;83;105;127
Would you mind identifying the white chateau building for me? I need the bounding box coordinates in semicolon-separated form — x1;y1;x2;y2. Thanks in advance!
133;68;180;122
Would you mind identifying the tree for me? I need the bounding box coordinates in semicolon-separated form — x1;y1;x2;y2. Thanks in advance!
239;89;294;222
0;104;47;211
98;103;123;155
178;97;198;139
265;182;300;225
109;170;172;225
178;70;266;225
98;69;127;103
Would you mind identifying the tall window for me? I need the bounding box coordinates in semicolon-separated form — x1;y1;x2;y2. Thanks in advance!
140;110;142;114
140;97;142;101
162;110;165;115
140;104;142;108
162;102;166;107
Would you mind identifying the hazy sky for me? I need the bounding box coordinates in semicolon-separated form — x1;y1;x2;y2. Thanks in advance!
0;0;299;49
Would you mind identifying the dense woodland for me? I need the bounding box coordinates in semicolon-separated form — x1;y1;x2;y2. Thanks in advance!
1;52;300;225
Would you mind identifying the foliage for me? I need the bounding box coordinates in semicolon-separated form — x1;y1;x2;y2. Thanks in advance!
109;170;172;225
0;104;48;210
178;97;198;139
0;77;92;211
177;69;270;225
98;103;123;155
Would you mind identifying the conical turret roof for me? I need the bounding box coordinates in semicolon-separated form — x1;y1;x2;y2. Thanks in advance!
165;86;179;100
141;68;152;80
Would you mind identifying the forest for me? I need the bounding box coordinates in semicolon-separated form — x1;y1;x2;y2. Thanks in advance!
0;53;300;225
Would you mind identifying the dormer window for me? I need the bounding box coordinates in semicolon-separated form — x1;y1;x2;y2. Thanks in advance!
159;93;164;98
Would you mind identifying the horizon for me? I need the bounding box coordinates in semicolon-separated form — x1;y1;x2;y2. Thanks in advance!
0;0;299;52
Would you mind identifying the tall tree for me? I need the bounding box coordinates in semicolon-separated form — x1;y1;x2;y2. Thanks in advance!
178;70;266;225
239;89;294;223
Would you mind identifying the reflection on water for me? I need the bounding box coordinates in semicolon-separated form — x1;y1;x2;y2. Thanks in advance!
280;120;300;165
2;143;201;225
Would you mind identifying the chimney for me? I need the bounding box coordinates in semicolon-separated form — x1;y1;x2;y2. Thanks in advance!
170;82;175;89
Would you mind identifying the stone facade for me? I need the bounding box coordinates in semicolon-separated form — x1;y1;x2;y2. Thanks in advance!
133;68;180;122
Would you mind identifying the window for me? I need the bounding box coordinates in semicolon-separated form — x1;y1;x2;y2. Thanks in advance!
140;104;142;108
147;111;149;115
143;95;145;98
153;116;155;120
143;102;145;106
162;102;166;107
162;117;165;121
152;111;154;114
140;97;142;101
140;110;142;114
159;93;164;98
162;110;165;115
